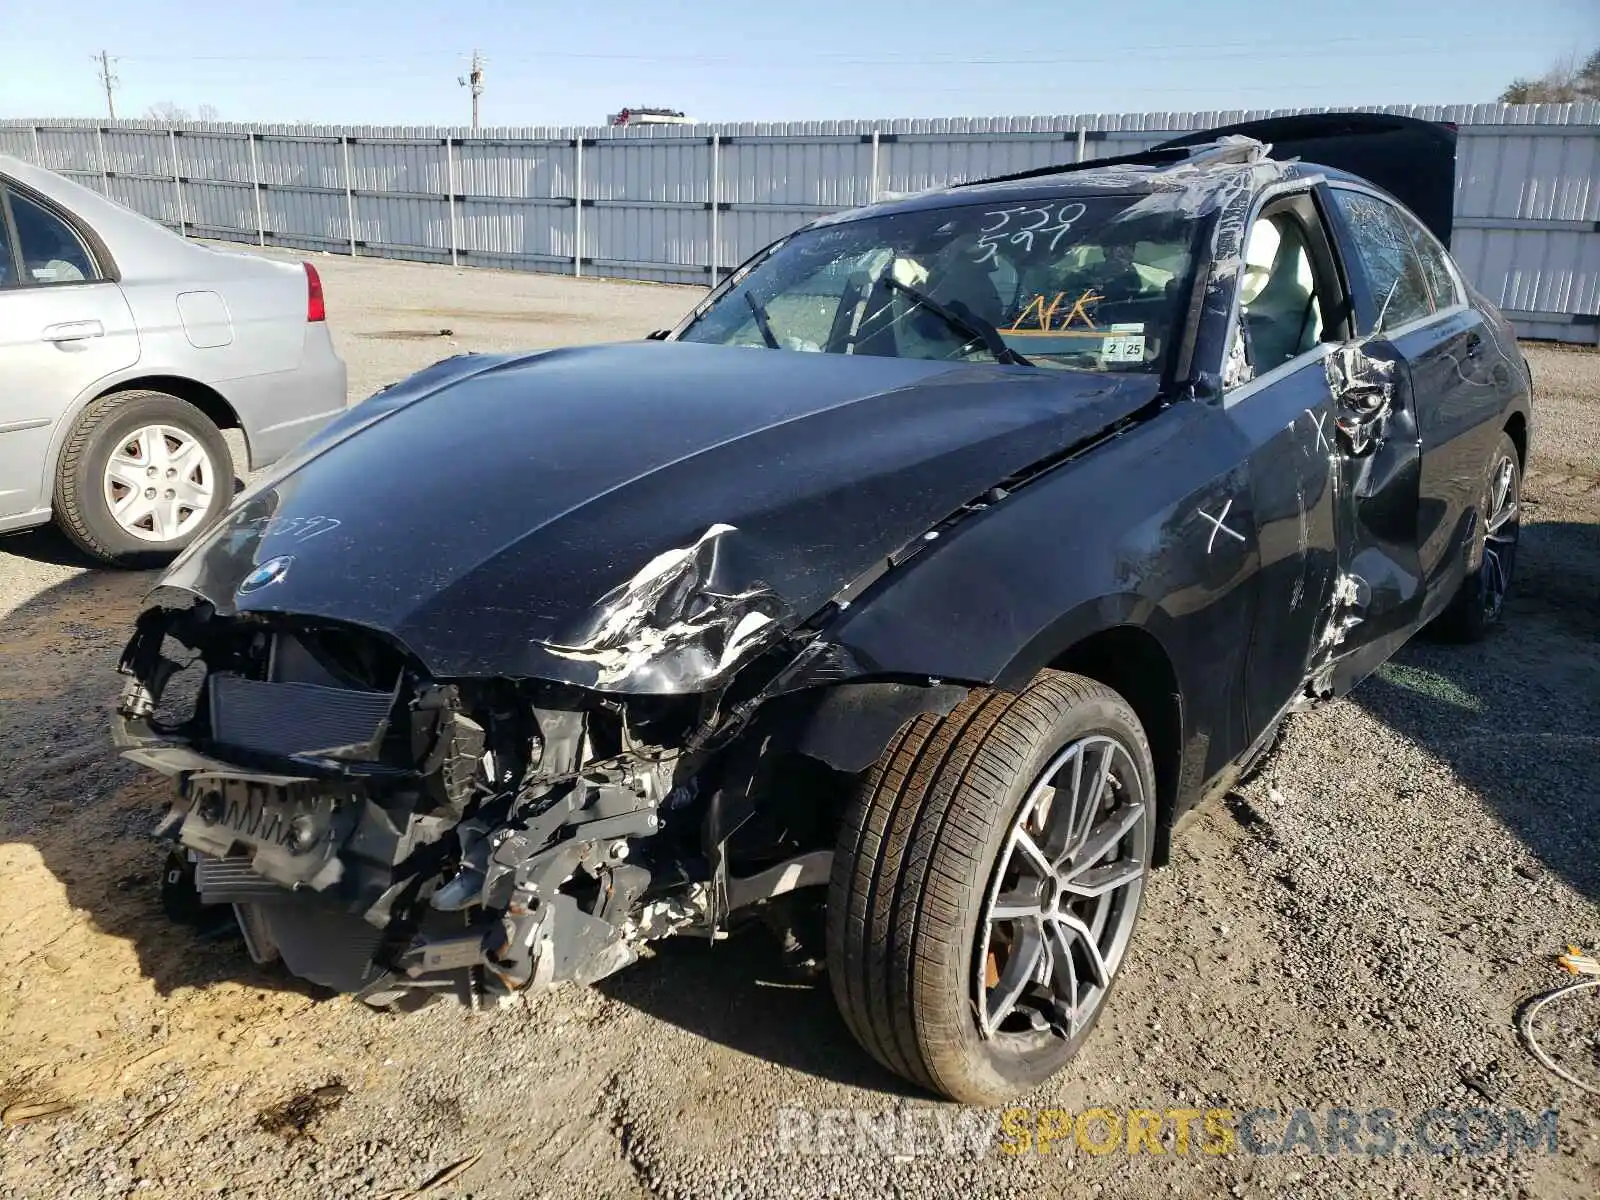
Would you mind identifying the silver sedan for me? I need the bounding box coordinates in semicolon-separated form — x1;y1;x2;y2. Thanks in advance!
0;154;347;565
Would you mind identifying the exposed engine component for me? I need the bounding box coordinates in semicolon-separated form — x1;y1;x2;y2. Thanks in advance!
113;596;857;1009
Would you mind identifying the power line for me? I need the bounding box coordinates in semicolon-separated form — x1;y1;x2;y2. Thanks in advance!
93;49;119;119
458;50;485;130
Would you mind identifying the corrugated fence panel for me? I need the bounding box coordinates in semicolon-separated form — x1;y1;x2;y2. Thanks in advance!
104;174;179;227
256;135;344;189
1457;129;1599;221
881;133;1073;194
262;186;348;251
34;127;101;175
349;138;448;195
355;195;452;258
589;138;710;203
456;140;574;199
1453;226;1600;317
458;198;574;268
182;181;255;236
101;128;173;179
0;127;34;157
2;109;1596;339
175;132;254;184
722;138;863;207
589;204;707;282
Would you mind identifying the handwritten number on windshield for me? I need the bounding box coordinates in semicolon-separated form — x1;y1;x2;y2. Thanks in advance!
973;202;1088;265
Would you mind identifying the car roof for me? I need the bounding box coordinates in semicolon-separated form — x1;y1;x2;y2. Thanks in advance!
814;146;1378;225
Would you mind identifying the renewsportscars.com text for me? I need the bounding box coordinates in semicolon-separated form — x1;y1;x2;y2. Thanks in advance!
774;1105;1561;1159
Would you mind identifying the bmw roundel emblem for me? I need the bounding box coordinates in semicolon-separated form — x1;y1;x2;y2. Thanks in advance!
238;555;294;595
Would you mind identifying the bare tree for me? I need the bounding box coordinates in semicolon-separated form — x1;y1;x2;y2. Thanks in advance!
1500;46;1600;103
144;100;191;121
143;101;221;122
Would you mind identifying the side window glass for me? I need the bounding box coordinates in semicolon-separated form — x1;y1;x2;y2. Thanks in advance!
1400;213;1461;312
8;190;96;285
1329;189;1433;333
0;203;15;287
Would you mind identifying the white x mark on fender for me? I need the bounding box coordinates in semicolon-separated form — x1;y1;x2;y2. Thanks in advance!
1305;407;1333;453
1197;497;1247;554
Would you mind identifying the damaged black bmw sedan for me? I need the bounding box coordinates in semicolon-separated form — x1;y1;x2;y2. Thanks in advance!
114;114;1532;1104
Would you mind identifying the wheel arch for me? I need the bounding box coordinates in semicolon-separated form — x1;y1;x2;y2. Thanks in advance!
94;374;242;440
1046;625;1184;868
1503;408;1529;472
40;371;246;512
769;598;1186;868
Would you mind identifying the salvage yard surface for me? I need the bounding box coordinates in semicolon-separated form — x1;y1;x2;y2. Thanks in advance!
2;251;1597;1199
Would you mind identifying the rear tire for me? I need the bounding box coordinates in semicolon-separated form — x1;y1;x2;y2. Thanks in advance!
53;389;231;568
1432;431;1521;643
826;670;1156;1104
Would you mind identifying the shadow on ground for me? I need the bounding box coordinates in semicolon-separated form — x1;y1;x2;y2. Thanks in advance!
0;531;309;1007
1346;513;1600;904
0;525;106;569
598;931;922;1096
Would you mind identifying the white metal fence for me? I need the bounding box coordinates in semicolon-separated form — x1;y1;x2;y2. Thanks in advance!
2;103;1597;343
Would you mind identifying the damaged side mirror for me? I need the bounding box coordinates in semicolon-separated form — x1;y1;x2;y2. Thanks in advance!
1325;339;1397;456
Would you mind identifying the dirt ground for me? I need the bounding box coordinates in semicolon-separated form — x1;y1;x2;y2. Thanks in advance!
1;252;1596;1200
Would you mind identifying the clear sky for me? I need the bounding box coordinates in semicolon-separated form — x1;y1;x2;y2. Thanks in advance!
1;0;1595;127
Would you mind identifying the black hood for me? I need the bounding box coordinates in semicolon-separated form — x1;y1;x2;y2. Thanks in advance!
158;341;1159;690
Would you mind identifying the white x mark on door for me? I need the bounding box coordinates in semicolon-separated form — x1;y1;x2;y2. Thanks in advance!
1198;497;1247;554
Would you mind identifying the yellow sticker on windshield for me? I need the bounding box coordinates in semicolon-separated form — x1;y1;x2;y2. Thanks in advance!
1007;288;1106;336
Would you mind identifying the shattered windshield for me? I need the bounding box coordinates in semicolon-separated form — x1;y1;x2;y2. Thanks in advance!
678;194;1201;373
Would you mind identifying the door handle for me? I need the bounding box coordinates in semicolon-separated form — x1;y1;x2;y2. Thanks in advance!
42;320;105;343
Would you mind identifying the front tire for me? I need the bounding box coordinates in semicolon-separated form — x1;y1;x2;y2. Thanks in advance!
826;670;1156;1104
53;389;231;568
1432;430;1521;643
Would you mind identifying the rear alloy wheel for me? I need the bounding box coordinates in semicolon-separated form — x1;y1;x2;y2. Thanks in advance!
54;389;232;567
827;670;1156;1104
1433;431;1521;643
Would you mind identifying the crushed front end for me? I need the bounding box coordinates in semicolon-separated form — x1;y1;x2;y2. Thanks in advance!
113;594;773;1008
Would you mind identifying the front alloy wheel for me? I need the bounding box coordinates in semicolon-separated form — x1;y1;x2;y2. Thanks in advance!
828;670;1156;1104
977;735;1148;1044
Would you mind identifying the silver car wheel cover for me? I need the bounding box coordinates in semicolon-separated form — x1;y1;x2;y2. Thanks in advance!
102;423;215;543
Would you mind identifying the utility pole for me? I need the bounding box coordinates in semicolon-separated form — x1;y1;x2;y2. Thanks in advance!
458;50;485;131
93;50;119;119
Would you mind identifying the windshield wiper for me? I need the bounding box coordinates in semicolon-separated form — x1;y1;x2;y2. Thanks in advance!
881;275;1031;367
743;290;781;349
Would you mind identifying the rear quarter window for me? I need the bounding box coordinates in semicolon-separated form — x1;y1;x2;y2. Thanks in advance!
6;188;97;285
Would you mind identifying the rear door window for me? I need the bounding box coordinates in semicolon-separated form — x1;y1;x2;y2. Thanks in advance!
1329;188;1434;333
5;188;97;285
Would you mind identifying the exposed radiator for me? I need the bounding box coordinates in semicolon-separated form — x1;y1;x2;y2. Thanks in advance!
208;673;393;758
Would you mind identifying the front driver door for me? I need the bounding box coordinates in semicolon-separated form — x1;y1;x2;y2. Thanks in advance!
0;181;140;526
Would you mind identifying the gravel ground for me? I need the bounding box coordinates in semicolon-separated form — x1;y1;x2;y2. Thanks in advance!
1;251;1596;1200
